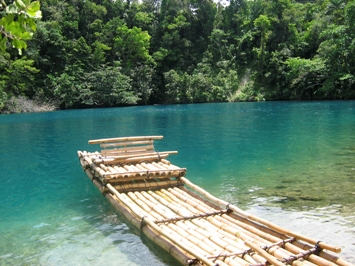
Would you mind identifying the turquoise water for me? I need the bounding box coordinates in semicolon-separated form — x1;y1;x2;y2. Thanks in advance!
1;101;355;265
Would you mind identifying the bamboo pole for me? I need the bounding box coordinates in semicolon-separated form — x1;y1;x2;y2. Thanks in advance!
151;162;167;170
110;154;170;164
113;166;127;174
177;187;331;265
89;135;164;144
102;168;186;180
101;144;155;155
180;177;341;254
137;191;242;266
114;192;208;265
131;191;177;219
82;156;107;178
141;162;160;172
159;189;268;264
171;187;328;266
93;151;178;164
202;207;285;266
169;188;280;262
213;215;335;266
161;159;171;165
157;188;288;266
108;175;173;184
169;188;317;265
162;223;231;266
113;180;181;192
212;215;315;265
175;186;343;266
155;162;173;175
104;193;200;266
146;190;261;266
107;166;117;174
101;140;153;148
99;163;108;171
106;184;217;266
146;190;262;265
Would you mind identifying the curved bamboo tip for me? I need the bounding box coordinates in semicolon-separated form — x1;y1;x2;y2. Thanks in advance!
320;242;342;253
334;247;342;253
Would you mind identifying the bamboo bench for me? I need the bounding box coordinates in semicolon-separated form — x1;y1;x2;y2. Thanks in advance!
88;135;164;157
80;136;186;189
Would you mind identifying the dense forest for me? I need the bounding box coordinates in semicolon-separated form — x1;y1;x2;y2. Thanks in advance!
1;0;355;112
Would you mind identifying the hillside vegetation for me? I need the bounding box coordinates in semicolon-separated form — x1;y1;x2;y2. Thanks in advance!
1;0;355;112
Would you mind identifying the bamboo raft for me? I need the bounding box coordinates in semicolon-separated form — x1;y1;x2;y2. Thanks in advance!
77;136;354;266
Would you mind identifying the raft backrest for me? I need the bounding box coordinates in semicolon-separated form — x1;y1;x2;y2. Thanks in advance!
88;136;164;157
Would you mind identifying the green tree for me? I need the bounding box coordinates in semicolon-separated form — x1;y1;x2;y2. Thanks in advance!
253;14;271;63
49;65;85;108
82;64;138;106
285;57;326;99
114;24;153;67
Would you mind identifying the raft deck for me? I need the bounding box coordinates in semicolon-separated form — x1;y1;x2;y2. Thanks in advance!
77;136;353;266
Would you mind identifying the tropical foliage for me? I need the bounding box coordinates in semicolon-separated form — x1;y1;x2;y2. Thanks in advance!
1;0;355;111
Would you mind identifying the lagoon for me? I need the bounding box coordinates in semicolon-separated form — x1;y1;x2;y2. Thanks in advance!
1;101;355;265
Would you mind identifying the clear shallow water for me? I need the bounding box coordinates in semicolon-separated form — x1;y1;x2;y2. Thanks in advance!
0;101;354;265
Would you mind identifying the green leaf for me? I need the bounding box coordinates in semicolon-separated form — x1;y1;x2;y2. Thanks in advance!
5;14;15;25
6;22;22;36
18;14;25;29
19;31;33;40
15;0;26;9
19;40;27;49
10;38;25;55
23;0;31;6
0;37;7;51
27;1;40;12
28;18;36;31
0;17;7;27
12;38;21;48
339;74;354;81
27;1;42;18
6;4;18;14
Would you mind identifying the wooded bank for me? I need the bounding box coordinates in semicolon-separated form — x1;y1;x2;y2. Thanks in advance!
1;0;355;112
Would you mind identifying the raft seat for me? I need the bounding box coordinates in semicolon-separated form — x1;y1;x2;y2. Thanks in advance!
89;136;163;158
81;136;185;189
87;136;180;169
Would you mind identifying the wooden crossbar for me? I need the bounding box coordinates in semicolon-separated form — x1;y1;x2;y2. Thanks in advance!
92;151;178;163
102;144;154;152
154;209;231;224
112;180;183;192
207;249;253;260
106;176;180;184
101;145;155;156
100;168;187;180
99;154;171;164
101;140;153;148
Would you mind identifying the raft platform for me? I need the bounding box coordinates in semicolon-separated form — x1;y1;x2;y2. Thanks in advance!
77;136;353;266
